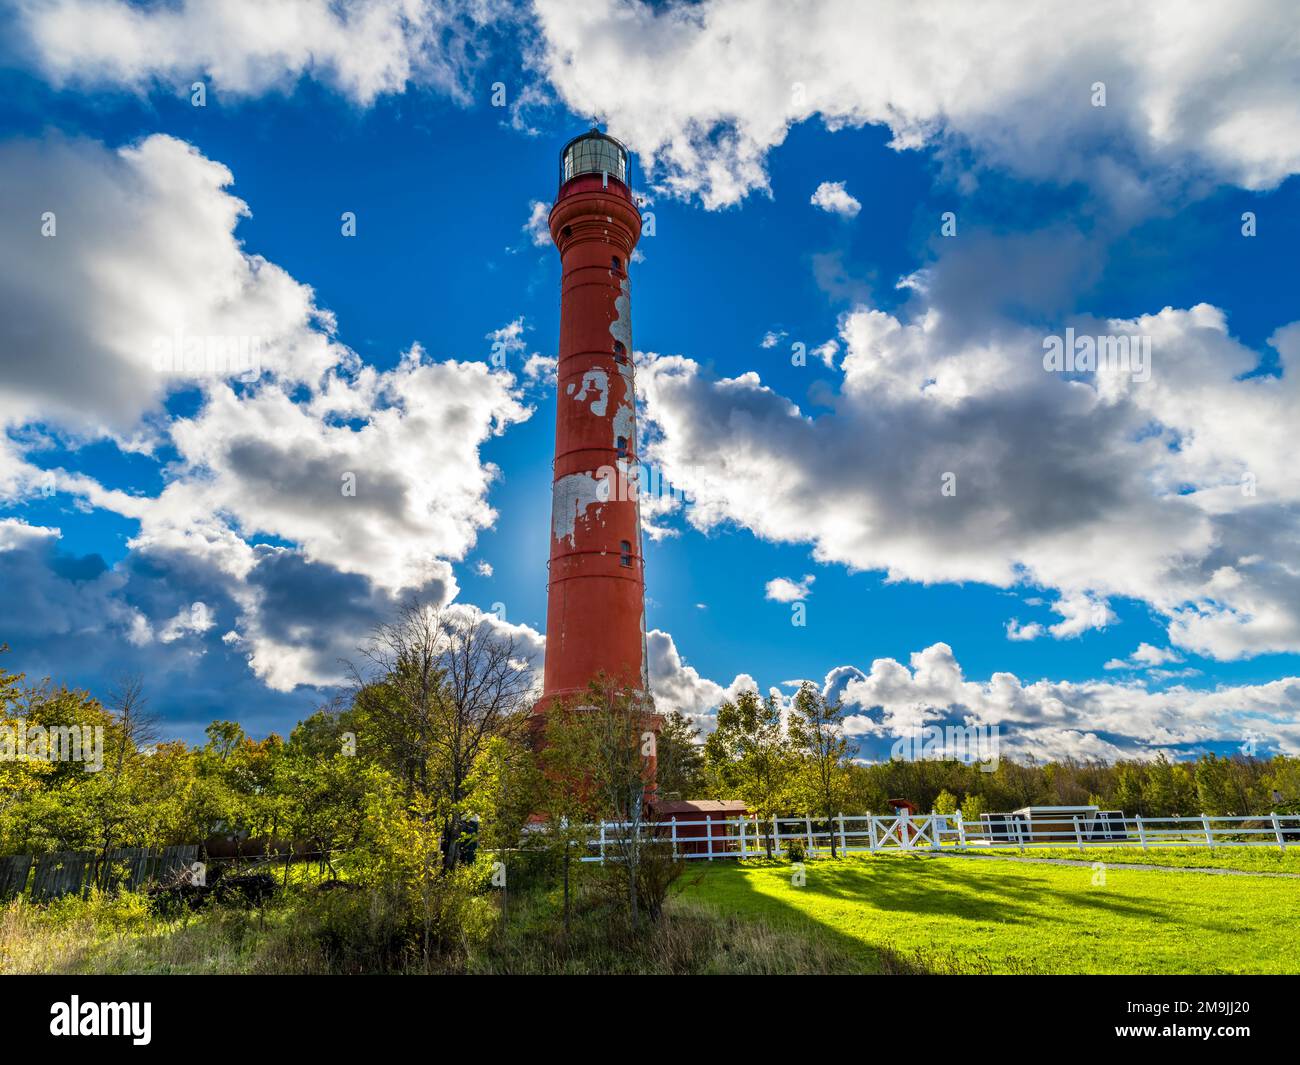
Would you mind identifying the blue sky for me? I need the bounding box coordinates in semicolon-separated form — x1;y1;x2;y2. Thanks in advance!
2;1;1299;762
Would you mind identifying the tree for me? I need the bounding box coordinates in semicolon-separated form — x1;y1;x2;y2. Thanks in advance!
1143;754;1191;816
787;683;851;858
540;702;606;934
703;690;793;857
106;674;159;774
655;710;706;800
1113;763;1146;815
959;791;987;824
204;721;245;763
465;730;540;926
85;675;160;885
543;675;668;929
1195;754;1251;816
278;741;374;882
934;789;958;815
350;603;532;873
1262;755;1300;813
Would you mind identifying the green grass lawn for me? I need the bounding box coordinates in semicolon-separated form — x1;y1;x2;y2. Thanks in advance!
964;846;1300;874
8;852;1297;974
676;853;1300;974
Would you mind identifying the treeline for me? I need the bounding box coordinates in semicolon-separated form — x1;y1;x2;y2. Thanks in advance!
6;645;1298;868
8;615;1298;971
0;608;707;950
5;647;1298;870
1;610;541;963
5;624;1299;894
677;689;1300;827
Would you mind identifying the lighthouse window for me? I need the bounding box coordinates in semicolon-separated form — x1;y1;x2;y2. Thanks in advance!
613;340;627;363
563;136;627;184
620;540;633;567
616;436;628;457
611;255;623;272
561;225;572;238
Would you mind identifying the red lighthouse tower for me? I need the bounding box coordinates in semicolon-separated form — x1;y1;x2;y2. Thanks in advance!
535;129;650;726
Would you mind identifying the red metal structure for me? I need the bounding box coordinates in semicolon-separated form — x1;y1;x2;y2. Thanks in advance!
533;130;653;774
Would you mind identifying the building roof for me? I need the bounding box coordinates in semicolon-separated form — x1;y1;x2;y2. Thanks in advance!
1011;805;1100;815
651;800;748;815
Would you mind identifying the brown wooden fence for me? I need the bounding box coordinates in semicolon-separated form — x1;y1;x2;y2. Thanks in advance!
0;845;199;903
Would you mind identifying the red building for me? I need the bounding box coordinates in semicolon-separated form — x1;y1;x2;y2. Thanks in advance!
653;800;750;856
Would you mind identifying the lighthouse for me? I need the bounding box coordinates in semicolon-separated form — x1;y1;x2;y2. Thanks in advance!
535;129;651;743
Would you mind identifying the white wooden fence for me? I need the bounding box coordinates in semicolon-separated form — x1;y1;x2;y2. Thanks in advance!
577;810;1300;862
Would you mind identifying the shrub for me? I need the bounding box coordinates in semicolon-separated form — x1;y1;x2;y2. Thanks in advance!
43;888;153;934
290;887;416;974
633;842;683;922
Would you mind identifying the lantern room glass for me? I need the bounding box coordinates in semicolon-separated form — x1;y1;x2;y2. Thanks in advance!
561;132;628;186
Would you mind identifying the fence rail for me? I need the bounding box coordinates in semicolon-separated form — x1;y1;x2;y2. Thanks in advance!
0;845;201;903
575;811;1300;862
0;845;356;904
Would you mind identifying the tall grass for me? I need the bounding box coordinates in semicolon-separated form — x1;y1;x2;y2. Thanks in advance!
1;857;1049;975
471;893;862;974
0;883;872;975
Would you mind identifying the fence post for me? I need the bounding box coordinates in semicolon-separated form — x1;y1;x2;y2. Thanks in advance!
954;809;967;851
867;813;877;853
1073;815;1084;852
707;817;714;861
837;812;847;856
930;810;940;852
671;816;678;859
805;813;815;857
1272;812;1286;852
1135;815;1147;851
739;817;748;859
599;822;606;865
771;815;779;858
1202;814;1215;850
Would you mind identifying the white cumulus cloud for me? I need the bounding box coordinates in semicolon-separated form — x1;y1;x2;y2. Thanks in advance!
638;293;1300;661
522;199;551;246
810;180;860;217
530;0;1300;208
0;133;534;694
764;574;815;602
17;0;504;105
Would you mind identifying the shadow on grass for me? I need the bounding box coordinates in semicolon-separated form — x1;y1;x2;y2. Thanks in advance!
673;852;1255;974
762;854;1172;922
670;857;1014;974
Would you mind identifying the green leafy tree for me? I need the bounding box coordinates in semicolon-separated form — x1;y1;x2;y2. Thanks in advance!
655;710;706;800
278;742;375;881
350;603;531;874
465;730;540;925
959;791;988;824
1261;756;1300;813
543;676;669;929
540;701;607;933
1195;754;1253;816
703;690;792;857
787;683;851;858
1143;754;1195;816
1113;764;1146;815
